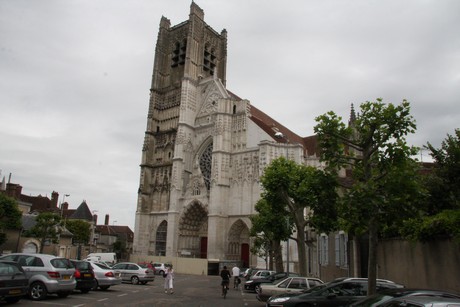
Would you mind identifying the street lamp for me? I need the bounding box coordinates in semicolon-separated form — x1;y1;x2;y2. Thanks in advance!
91;210;98;252
274;132;290;274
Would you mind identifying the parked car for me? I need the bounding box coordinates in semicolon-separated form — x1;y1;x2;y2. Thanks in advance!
69;260;96;293
244;272;300;292
350;288;460;307
243;268;256;280
152;262;166;275
378;295;460;307
249;269;276;280
0;253;76;301
0;260;29;304
88;261;122;290
264;277;404;307
138;262;155;273
257;276;324;301
111;262;155;285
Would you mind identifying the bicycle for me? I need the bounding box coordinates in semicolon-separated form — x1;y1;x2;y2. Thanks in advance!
222;280;229;298
233;276;241;290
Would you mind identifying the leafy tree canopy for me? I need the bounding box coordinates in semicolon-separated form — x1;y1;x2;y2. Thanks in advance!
23;212;62;253
65;219;91;244
0;194;22;245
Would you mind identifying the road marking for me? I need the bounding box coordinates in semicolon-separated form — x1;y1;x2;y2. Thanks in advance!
117;293;128;297
98;298;109;302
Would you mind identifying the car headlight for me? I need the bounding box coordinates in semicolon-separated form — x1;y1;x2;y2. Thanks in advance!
245;280;253;284
270;297;291;303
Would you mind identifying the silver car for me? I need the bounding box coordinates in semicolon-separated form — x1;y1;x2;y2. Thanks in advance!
0;253;76;301
111;262;155;285
88;261;122;290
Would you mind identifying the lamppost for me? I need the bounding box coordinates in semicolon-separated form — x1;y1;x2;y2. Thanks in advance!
275;132;290;274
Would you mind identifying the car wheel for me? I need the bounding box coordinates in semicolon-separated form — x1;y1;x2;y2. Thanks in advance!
29;281;47;301
57;291;71;298
158;270;164;276
4;297;21;304
92;280;99;290
131;276;140;285
99;285;110;290
255;285;261;293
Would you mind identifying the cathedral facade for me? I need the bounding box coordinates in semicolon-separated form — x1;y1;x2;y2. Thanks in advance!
133;3;320;268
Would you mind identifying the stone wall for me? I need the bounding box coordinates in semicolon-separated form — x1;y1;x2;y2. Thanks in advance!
377;238;460;293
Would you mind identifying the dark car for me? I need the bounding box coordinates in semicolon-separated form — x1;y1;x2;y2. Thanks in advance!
0;260;29;304
69;260;96;293
379;295;460;307
244;272;300;292
265;277;404;307
350;288;460;307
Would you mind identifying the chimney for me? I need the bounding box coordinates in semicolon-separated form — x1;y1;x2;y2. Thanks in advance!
93;214;98;225
51;191;59;208
105;214;109;225
62;203;69;211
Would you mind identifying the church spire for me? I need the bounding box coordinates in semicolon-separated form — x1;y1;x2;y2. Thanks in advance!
348;103;356;127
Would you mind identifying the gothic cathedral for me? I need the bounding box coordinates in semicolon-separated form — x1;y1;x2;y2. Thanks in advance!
133;3;320;267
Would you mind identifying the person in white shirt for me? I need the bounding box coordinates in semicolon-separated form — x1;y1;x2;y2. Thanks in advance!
232;266;241;289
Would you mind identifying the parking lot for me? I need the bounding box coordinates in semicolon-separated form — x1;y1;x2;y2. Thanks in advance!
6;274;263;307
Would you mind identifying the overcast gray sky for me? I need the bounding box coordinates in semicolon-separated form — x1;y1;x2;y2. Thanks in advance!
1;0;459;229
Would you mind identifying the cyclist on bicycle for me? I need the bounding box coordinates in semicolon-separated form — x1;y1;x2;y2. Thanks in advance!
220;266;231;296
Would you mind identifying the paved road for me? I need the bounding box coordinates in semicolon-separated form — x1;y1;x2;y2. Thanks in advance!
7;274;264;307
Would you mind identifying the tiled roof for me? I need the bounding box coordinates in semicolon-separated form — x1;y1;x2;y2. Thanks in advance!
69;201;93;221
248;103;319;157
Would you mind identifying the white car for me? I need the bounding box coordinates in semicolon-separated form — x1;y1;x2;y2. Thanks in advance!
88;261;122;290
152;262;167;275
249;270;276;280
257;276;324;302
111;262;155;285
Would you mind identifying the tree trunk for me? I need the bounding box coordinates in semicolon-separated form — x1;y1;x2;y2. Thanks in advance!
367;218;379;295
296;223;308;276
273;240;284;272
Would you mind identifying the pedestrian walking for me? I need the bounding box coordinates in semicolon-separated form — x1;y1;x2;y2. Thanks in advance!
163;264;174;294
232;265;241;289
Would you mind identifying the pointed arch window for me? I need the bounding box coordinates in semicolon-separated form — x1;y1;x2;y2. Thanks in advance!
155;221;167;256
199;143;213;191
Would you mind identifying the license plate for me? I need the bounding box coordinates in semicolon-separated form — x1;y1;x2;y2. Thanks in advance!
84;274;92;277
63;275;71;280
9;289;22;294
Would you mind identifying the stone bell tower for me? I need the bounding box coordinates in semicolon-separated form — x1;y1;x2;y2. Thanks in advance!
134;2;228;256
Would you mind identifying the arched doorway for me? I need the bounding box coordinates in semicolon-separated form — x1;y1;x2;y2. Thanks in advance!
155;221;167;256
178;200;208;258
228;219;250;266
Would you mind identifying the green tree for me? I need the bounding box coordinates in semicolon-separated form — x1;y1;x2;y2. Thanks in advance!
0;194;22;245
24;212;62;253
256;157;338;276
250;198;287;272
425;129;460;213
112;239;127;261
401;129;460;242
65;220;91;244
314;99;424;295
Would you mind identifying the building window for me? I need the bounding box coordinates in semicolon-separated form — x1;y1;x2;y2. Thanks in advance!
171;40;187;68
203;44;216;75
335;231;348;267
155;221;167;256
199;142;213;191
319;233;328;266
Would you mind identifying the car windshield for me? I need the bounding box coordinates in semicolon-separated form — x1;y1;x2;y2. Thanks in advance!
74;261;91;270
93;263;111;269
300;283;329;294
51;258;73;269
